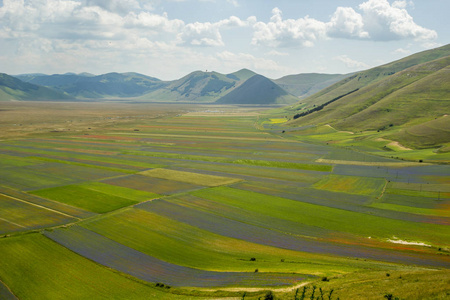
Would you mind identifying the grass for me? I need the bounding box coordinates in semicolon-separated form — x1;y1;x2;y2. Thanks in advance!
139;168;241;187
271;269;450;300
191;187;450;246
0;101;448;298
102;174;203;195
230;159;332;172
29;182;159;213
313;174;386;196
82;207;399;275
0;194;76;234
0;233;190;300
371;202;450;217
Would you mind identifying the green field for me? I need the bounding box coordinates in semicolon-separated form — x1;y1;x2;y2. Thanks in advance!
30;182;159;213
140;168;242;187
0;234;194;300
0;102;448;299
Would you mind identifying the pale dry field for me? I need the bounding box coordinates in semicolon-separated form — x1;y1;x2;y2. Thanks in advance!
0;102;262;139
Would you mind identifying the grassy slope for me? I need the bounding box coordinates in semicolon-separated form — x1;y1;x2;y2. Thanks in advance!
274;73;351;98
288;44;450;110
289;55;449;130
282;45;450;151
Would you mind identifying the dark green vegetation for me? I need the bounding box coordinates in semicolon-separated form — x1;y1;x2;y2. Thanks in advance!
283;44;450;151
0;100;448;299
5;69;350;104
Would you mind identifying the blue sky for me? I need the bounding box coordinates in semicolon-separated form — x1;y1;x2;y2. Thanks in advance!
0;0;448;80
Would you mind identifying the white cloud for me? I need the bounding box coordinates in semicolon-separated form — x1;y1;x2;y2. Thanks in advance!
124;11;184;32
327;7;369;39
86;0;141;15
393;48;411;55
178;16;249;47
251;7;327;48
359;0;437;41
177;22;224;47
250;2;437;48
335;55;370;69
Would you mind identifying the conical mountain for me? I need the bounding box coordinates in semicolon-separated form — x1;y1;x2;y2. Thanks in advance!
216;74;298;104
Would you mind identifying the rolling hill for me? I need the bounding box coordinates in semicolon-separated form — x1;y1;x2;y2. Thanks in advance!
216;74;298;104
139;70;239;102
274;73;351;98
11;69;346;104
16;72;164;99
0;73;73;101
286;44;450;149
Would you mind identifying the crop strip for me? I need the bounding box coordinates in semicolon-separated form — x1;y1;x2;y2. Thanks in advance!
0;217;26;228
316;158;430;167
0;278;17;300
45;226;309;287
111;132;300;142
0;193;79;220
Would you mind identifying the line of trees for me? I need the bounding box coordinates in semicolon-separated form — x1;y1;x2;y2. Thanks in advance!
293;89;360;120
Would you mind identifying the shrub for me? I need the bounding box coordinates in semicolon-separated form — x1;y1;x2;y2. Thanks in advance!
264;291;274;300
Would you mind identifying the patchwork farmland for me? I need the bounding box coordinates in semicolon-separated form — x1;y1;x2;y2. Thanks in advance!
0;102;449;299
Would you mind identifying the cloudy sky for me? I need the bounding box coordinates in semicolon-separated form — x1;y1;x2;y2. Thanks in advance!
0;0;448;80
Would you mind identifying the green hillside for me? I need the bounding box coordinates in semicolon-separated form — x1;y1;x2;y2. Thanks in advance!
285;44;450;149
216;74;299;104
289;44;450;110
274;73;351;98
0;73;73;101
140;71;238;102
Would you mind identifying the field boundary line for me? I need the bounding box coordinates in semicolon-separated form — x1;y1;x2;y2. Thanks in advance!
198;281;311;293
0;217;26;228
110;132;301;142
0;277;18;300
0;193;79;220
316;158;431;167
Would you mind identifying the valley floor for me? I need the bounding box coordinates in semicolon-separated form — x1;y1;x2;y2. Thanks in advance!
0;102;448;299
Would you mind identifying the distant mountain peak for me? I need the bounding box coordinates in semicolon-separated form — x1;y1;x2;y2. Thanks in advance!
216;74;297;104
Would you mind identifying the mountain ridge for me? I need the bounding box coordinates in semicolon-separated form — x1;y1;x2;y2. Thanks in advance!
8;68;347;104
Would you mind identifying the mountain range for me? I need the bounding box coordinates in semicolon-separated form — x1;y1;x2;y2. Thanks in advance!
2;69;347;104
1;44;449;149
